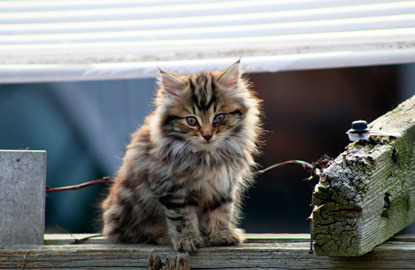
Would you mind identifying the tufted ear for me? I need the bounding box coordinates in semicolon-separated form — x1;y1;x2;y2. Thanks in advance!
158;68;186;97
219;60;241;91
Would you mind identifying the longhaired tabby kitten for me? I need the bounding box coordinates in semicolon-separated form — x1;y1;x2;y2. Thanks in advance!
101;60;262;253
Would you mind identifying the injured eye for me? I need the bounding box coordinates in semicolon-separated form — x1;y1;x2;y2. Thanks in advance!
213;113;227;125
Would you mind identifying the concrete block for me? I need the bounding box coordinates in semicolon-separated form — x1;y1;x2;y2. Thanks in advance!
0;150;46;245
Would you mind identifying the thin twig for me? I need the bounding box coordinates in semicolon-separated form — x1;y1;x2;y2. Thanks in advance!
71;234;103;245
46;177;113;193
55;225;102;244
252;160;313;175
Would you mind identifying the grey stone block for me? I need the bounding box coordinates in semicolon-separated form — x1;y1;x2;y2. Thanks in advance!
0;150;46;246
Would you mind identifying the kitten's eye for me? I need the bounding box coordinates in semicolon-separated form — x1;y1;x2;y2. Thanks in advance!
213;113;227;125
186;116;199;127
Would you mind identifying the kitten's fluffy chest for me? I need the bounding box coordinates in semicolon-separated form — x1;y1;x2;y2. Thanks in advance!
192;164;237;202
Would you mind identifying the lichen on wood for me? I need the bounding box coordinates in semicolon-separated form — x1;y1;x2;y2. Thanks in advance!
312;95;415;256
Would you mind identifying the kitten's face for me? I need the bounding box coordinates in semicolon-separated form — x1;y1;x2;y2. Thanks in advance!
156;61;250;151
168;92;244;148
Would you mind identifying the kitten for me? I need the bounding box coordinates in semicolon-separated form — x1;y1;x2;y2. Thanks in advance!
101;60;262;253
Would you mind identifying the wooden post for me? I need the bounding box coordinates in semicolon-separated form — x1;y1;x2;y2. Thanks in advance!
312;95;415;256
0;150;46;246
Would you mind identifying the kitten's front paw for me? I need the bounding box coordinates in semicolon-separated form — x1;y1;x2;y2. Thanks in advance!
172;234;204;253
210;228;243;246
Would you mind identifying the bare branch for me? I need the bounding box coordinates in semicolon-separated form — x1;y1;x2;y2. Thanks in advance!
46;177;113;193
45;157;331;193
252;160;313;176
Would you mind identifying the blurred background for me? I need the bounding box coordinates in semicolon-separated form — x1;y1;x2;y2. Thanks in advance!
1;63;414;234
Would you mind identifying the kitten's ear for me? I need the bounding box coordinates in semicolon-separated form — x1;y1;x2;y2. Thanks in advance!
158;68;186;97
219;60;241;91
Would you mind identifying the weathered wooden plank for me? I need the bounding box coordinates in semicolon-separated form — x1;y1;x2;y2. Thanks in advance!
312;95;415;256
43;233;312;245
0;150;46;246
2;234;415;269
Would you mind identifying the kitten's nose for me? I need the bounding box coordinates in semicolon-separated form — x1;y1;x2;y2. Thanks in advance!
203;134;213;142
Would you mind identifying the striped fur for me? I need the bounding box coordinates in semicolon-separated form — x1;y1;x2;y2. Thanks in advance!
101;61;262;253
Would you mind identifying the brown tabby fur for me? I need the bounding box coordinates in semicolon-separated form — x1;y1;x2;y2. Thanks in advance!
101;61;262;253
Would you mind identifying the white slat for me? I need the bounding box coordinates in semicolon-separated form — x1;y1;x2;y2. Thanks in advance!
2;14;415;44
2;2;414;35
0;0;414;83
